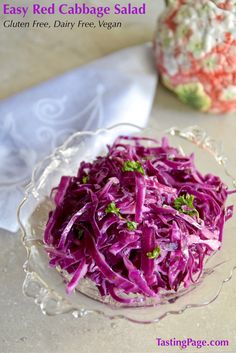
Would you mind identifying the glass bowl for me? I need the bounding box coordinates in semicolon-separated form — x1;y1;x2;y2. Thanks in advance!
17;123;236;324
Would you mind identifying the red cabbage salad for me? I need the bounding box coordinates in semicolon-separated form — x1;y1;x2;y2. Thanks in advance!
44;135;235;303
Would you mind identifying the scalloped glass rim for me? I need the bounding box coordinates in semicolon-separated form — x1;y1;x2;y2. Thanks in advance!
17;123;236;324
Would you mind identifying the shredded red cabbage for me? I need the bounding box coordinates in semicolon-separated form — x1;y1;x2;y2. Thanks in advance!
44;136;235;303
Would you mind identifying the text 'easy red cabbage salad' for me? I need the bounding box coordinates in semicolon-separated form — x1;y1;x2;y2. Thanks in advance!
44;135;235;304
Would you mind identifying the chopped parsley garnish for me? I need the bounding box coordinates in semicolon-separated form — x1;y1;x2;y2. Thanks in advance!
127;221;138;231
174;193;199;217
122;160;145;175
146;246;161;260
76;229;84;240
105;202;120;217
82;175;89;184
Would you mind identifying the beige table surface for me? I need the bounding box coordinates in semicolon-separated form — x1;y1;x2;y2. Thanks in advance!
0;1;236;353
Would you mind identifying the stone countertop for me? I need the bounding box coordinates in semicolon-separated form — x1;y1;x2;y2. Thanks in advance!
0;1;236;352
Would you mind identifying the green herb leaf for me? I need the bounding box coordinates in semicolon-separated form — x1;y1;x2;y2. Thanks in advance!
122;160;145;175
146;246;161;260
82;175;89;184
127;221;138;231
76;229;84;240
174;193;199;217
105;202;120;217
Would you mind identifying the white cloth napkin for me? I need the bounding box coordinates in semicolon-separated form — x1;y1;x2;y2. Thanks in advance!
0;43;157;232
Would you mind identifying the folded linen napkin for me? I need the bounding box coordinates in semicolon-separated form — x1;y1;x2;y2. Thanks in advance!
0;43;157;232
